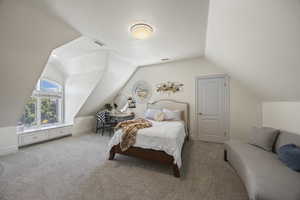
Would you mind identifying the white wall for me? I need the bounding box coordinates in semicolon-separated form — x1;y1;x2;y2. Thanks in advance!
0;0;79;155
0;127;18;156
41;60;66;85
65;70;105;124
121;57;262;141
77;53;137;117
72;116;96;136
61;50;109;124
263;102;300;134
205;0;300;101
0;0;79;127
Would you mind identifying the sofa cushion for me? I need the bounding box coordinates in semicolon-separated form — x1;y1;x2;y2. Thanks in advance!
275;130;300;153
278;144;300;172
248;127;279;151
225;140;300;200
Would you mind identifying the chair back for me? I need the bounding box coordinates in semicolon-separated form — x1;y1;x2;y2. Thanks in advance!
96;111;111;123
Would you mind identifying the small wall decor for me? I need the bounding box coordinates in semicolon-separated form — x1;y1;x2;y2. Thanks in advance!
113;93;136;113
132;80;152;103
156;81;184;95
127;97;136;108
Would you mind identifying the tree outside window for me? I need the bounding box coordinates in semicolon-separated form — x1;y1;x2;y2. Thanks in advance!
19;79;63;130
41;98;59;125
19;97;37;127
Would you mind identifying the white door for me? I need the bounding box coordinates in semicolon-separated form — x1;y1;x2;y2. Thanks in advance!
196;75;229;142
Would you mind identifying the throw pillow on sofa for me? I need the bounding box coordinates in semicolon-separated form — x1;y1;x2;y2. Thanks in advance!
248;127;280;151
278;144;300;172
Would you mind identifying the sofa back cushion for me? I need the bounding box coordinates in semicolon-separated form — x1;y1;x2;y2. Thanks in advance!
249;127;280;151
275;130;300;153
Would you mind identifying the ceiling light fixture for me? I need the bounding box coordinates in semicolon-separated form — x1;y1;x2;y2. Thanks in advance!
130;23;153;40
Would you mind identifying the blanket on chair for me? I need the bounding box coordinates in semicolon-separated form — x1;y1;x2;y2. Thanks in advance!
115;118;152;151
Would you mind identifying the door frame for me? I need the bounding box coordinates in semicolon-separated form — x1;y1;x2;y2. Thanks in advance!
195;74;230;142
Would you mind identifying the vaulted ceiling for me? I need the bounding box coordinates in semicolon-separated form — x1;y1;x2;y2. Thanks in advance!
38;0;209;66
206;0;300;101
36;0;300;101
1;0;300;130
51;37;108;76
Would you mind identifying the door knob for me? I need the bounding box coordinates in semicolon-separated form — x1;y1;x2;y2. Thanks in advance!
198;112;203;115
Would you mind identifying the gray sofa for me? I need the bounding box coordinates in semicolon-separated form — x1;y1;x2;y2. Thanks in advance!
224;130;300;200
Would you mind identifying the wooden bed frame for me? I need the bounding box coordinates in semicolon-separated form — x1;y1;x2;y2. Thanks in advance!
108;99;190;177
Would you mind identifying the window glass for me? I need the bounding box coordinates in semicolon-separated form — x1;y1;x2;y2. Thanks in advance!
19;97;37;127
41;98;59;125
18;79;63;131
40;79;61;93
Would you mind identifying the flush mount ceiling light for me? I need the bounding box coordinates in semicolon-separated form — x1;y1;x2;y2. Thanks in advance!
130;23;153;40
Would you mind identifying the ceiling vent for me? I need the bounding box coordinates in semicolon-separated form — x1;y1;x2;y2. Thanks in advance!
161;58;170;61
94;40;105;47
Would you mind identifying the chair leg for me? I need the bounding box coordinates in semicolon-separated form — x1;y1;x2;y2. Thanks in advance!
224;149;228;162
95;121;99;133
101;128;104;136
172;164;180;178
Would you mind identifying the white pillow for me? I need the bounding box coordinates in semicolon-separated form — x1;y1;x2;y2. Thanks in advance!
163;108;182;121
144;108;161;120
154;112;165;121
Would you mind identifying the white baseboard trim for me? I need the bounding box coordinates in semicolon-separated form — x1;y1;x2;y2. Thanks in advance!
0;145;18;156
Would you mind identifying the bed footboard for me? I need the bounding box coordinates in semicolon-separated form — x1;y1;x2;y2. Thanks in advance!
109;145;181;177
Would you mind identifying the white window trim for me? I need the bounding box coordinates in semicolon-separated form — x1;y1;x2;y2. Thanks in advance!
20;79;64;132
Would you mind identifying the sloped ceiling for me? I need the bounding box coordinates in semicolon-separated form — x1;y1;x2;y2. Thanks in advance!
40;0;209;66
2;0;299;128
77;53;137;116
205;0;300;101
0;0;80;127
43;0;300;102
52;37;108;76
50;37;111;123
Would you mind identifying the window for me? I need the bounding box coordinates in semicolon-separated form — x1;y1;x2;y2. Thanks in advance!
19;97;37;127
19;79;63;130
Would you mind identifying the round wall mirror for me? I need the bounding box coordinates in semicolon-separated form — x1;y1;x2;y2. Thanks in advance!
132;80;152;104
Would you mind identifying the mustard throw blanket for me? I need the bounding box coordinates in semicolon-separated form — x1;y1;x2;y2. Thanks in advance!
115;118;152;151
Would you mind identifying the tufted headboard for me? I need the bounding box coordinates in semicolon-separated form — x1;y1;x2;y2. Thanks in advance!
147;99;190;136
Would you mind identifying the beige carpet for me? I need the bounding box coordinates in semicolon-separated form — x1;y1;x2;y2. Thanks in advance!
0;134;248;200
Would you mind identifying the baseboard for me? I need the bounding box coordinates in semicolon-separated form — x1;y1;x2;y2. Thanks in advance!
72;128;94;136
0;145;18;156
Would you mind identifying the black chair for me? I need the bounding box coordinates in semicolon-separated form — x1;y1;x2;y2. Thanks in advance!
95;111;118;136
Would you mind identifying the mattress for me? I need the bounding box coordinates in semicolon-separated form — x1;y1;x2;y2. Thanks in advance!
107;120;187;167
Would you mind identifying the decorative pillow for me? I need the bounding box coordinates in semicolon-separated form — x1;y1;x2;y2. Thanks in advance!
144;108;161;120
248;127;280;151
162;108;182;121
278;144;300;172
154;112;165;121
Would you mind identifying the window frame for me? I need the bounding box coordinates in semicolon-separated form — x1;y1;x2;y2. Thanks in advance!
21;78;64;131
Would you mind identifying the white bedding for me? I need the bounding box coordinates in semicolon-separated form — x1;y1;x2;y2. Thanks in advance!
107;120;187;168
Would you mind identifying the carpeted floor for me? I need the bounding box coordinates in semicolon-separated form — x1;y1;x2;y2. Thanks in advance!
0;133;248;200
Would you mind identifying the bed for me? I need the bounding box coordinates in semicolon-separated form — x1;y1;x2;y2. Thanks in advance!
107;99;190;177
